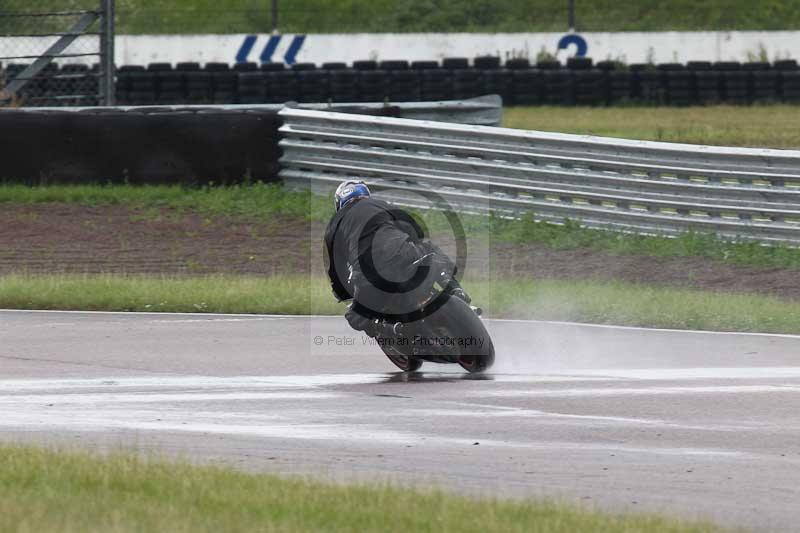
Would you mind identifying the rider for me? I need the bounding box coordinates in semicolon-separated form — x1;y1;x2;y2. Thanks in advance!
324;180;467;335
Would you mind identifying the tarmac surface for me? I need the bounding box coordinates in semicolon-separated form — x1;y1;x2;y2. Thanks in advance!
1;309;800;530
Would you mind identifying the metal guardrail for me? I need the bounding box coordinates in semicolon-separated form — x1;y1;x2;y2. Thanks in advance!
278;107;800;244
5;94;502;126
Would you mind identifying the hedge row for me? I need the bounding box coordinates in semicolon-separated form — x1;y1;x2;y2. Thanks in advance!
4;57;800;107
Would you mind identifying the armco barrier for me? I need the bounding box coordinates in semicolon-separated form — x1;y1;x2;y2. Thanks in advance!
279;108;800;245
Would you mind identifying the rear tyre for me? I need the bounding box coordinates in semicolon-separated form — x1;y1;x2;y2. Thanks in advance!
380;343;424;372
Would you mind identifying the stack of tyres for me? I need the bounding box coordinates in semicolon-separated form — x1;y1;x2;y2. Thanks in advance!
746;62;779;103
661;64;693;106
506;58;533;105
237;71;267;104
606;68;634;104
481;67;512;105
442;57;469;70
295;64;330;103
412;60;439;70
329;68;359;102
474;56;509;104
539;61;574;105
474;56;501;70
21;62;54;103
776;60;800;103
715;62;748;104
266;69;297;103
505;58;530;70
632;65;663;105
569;58;605;106
353;60;384;102
443;58;473;100
115;65;139;104
452;67;481;99
231;61;258;100
566;57;593;71
233;62;258;72
573;69;606;105
260;62;285;72
353;60;378;71
127;66;156;105
61;63;90;96
381;60;418;102
185;71;212;104
358;69;388;102
206;62;237;104
176;62;201;72
418;64;451;102
150;63;184;105
689;61;720;104
5;64;26;86
510;68;541;105
38;63;62;106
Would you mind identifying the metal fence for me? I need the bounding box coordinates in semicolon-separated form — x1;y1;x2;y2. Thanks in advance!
279;107;800;245
0;0;115;106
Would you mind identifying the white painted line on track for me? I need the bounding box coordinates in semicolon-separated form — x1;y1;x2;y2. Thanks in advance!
484;384;800;398
0;408;748;458
1;367;800;393
0;392;340;404
3;309;800;339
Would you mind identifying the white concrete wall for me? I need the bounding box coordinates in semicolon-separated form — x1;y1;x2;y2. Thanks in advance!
113;32;800;65
2;31;798;67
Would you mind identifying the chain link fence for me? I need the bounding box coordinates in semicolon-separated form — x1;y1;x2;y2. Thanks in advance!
0;0;114;107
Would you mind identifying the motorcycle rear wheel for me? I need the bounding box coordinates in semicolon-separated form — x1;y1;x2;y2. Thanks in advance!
378;296;494;373
381;344;424;372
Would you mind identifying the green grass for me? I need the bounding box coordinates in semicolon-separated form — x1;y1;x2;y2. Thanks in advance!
504;106;800;149
52;0;800;34
4;182;800;271
2;274;799;334
0;182;332;222
0;445;721;533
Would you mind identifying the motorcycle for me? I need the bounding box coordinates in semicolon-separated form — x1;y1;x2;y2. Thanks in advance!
361;270;495;374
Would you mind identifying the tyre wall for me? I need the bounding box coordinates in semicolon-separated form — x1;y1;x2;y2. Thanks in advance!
0;105;401;184
4;57;799;108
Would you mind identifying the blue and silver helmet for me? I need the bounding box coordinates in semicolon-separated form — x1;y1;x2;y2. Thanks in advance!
334;180;370;211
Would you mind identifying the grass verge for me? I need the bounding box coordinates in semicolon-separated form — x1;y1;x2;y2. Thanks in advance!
32;0;800;33
4;183;800;271
0;444;720;533
2;274;799;334
503;106;800;149
0;182;332;222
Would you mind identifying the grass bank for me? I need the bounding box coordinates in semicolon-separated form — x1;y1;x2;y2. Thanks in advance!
2;274;799;334
4;183;800;271
504;106;800;149
0;445;720;533
29;0;800;34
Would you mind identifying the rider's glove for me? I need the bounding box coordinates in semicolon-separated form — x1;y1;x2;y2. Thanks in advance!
450;287;472;304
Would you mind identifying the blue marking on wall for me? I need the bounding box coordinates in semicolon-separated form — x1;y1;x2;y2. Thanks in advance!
558;34;588;57
235;35;258;63
260;34;282;63
284;35;306;65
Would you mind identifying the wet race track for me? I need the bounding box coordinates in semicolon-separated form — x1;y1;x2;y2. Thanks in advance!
1;310;800;531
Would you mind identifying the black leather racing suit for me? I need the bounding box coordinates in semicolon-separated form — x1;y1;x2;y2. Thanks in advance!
324;197;455;331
